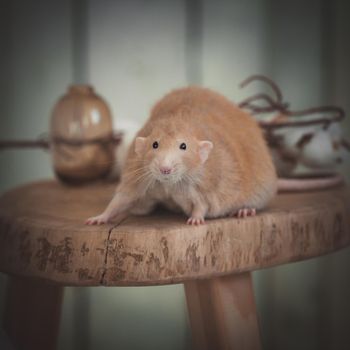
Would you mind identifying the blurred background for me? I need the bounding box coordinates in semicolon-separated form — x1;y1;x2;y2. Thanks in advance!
0;0;350;349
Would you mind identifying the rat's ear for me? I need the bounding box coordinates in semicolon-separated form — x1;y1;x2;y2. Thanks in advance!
198;140;213;164
135;137;146;156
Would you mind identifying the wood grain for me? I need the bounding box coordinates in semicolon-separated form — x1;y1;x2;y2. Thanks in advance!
185;273;261;350
0;181;111;286
0;180;349;286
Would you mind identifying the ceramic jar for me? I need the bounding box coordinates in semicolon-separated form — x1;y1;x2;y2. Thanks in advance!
50;85;115;183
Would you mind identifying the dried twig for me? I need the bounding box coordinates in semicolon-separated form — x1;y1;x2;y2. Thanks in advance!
0;132;123;151
238;75;345;129
239;75;283;103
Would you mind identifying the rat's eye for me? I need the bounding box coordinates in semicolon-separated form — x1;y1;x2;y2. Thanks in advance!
180;143;187;150
152;141;159;149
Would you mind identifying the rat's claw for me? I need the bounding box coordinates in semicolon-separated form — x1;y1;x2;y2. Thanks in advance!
187;217;205;225
233;208;257;219
85;214;109;226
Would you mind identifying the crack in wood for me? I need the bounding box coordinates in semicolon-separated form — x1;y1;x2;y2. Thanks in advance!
99;215;129;285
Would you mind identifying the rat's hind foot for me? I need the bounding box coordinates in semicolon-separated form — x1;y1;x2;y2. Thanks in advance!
187;216;205;225
232;208;256;219
85;213;109;225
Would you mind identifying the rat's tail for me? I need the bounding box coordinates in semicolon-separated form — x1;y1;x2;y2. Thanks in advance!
277;174;344;193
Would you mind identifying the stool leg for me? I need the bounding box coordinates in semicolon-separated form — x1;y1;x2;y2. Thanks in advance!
184;272;261;350
3;276;64;350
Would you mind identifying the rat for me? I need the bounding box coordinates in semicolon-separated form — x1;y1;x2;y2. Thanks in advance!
86;86;278;226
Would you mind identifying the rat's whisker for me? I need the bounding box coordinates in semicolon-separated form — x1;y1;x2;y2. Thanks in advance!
133;170;154;185
124;168;148;176
124;165;149;174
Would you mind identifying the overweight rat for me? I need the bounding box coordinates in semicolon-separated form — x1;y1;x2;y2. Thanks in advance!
86;86;278;226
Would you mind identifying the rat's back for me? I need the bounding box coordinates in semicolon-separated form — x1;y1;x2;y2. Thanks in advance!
149;86;277;215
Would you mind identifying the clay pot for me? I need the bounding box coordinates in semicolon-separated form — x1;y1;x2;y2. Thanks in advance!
50;85;115;184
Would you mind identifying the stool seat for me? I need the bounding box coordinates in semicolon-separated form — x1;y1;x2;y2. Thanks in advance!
1;180;350;350
0;180;349;286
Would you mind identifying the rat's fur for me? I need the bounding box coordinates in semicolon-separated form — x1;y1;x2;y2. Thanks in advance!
86;86;277;225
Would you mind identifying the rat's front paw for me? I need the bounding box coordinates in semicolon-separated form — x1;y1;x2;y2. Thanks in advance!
85;214;109;225
187;216;205;225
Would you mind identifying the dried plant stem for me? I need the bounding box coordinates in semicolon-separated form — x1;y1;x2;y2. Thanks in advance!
238;75;345;130
0;140;50;149
0;132;122;150
239;75;283;103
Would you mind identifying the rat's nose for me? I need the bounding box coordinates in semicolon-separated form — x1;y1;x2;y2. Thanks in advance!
160;166;172;175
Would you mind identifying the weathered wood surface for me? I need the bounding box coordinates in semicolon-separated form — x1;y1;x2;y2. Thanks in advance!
185;273;261;350
0;180;349;286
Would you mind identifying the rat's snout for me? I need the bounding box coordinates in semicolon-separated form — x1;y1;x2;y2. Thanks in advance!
160;166;172;175
155;154;177;179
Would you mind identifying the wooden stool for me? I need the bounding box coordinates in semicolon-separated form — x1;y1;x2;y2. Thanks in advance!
0;181;349;350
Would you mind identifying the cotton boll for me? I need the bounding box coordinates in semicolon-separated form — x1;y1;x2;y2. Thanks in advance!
280;126;318;158
299;129;341;169
327;122;342;140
